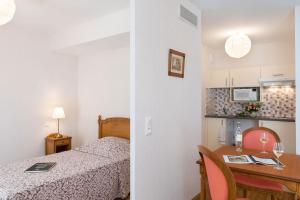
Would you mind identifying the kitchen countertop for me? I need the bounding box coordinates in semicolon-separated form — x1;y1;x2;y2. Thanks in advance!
205;114;295;122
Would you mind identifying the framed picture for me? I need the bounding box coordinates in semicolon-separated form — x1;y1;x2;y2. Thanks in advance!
168;49;185;78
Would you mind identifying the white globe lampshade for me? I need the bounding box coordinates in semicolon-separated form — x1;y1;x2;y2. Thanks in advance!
0;0;16;26
225;33;251;58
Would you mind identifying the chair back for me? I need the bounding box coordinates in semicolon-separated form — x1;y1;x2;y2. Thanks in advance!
198;145;237;200
242;127;280;151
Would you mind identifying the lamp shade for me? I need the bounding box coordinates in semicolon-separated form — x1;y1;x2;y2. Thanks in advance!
225;33;251;58
0;0;16;26
52;107;65;119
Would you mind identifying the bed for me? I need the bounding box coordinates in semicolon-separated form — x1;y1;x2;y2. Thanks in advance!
0;115;130;200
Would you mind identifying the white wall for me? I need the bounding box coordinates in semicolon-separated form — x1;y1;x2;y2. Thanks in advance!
0;7;131;164
51;8;130;51
77;46;130;145
132;0;202;199
201;45;211;143
56;32;129;56
295;6;300;154
0;27;78;164
209;41;294;68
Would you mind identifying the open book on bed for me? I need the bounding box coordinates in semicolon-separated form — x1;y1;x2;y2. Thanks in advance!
223;155;284;166
25;162;56;173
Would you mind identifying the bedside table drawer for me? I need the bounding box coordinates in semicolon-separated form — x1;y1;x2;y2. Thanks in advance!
45;135;72;155
55;140;70;146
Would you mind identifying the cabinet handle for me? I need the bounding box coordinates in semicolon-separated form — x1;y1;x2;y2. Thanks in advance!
221;119;224;126
231;78;234;86
225;78;228;87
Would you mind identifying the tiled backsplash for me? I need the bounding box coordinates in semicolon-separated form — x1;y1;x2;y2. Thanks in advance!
206;87;295;118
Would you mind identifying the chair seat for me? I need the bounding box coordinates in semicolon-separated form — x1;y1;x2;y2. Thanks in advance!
234;173;284;192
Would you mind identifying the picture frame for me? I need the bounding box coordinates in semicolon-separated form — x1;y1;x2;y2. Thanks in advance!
168;49;185;78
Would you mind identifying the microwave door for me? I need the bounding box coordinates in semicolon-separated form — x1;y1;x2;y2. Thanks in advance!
234;89;250;101
249;91;257;101
233;88;259;101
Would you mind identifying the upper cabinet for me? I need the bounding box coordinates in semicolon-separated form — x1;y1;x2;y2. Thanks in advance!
260;65;295;80
208;67;261;88
208;69;230;88
207;66;295;88
230;67;261;87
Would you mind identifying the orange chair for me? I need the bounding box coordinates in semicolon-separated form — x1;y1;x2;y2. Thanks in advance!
242;127;280;152
198;145;248;200
235;127;284;199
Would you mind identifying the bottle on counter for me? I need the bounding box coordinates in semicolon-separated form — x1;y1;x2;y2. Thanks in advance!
235;122;243;152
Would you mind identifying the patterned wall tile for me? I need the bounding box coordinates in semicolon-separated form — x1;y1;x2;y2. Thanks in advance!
206;87;295;118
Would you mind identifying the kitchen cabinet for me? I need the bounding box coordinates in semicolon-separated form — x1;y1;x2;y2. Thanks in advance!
208;69;230;88
205;118;227;150
259;120;296;154
230;67;261;87
261;65;295;80
207;66;295;89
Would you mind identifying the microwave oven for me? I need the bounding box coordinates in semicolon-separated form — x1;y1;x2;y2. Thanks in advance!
232;88;260;102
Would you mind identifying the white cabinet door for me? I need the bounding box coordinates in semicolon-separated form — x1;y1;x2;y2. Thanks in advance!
261;66;295;80
230;67;261;87
208;69;230;88
259;120;296;154
206;118;226;150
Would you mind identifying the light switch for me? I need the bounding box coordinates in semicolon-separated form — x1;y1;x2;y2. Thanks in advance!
145;116;152;136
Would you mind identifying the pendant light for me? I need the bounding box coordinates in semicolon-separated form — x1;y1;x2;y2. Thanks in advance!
0;0;16;26
225;33;251;58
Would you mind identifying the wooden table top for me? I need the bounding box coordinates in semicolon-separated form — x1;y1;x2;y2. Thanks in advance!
46;135;72;141
213;146;300;183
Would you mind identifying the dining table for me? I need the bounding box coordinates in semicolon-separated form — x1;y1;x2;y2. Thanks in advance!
197;145;300;200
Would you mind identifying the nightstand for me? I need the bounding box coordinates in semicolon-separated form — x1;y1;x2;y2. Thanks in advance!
45;135;72;155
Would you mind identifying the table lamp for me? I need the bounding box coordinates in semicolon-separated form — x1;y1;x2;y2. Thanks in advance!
52;107;65;138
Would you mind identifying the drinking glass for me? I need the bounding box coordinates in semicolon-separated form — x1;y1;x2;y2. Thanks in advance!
273;142;284;170
259;132;269;154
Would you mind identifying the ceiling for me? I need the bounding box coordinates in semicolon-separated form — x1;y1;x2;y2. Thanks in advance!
6;0;129;35
190;0;300;47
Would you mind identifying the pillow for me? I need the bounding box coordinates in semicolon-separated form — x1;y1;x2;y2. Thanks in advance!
76;137;129;159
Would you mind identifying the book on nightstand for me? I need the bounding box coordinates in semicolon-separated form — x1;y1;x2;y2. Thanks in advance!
25;162;56;173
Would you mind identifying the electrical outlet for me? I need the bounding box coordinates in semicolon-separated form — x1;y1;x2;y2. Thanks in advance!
145;117;152;136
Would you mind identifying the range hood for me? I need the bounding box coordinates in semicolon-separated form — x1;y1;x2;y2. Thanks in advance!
260;77;295;87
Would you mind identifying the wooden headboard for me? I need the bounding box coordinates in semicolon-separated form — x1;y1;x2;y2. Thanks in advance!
98;115;130;140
